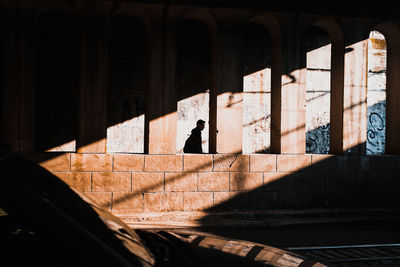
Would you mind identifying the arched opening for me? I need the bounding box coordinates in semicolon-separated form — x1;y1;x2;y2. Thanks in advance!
176;19;210;153
35;12;79;152
107;15;147;153
242;22;272;154
367;30;387;155
306;26;332;154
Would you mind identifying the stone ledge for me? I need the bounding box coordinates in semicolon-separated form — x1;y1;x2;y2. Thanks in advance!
117;208;400;229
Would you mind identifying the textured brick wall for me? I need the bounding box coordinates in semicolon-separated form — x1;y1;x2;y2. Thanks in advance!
22;152;400;225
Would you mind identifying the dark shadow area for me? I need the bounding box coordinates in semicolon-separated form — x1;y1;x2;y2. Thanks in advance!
176;19;211;152
0;151;148;266
0;21;3;145
204;144;400;215
176;19;210;102
202;145;400;220
194;220;400;249
107;15;147;137
0;150;210;266
306;26;332;54
35;12;79;152
242;23;271;77
1;149;326;266
241;22;272;153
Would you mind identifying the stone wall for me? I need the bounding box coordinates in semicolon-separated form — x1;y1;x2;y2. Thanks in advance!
22;152;400;226
3;1;400;227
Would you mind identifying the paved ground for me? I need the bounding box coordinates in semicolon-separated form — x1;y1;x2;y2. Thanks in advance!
204;221;400;248
197;221;400;248
167;220;400;266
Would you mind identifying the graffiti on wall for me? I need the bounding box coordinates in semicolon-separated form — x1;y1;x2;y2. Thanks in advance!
367;31;386;155
306;43;331;154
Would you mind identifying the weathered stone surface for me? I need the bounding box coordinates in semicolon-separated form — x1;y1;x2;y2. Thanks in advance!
24;153;71;171
249;154;276;172
71;153;112;172
230;172;263;191
55;172;91;192
213;154;249;172
183;154;213;172
165;172;197;192
92;172;131;192
183;192;213;211
144;155;183;172
112;192;144;214
198;172;229;191
277;154;311;172
113;154;144;171
132;172;164;192
83;192;112;210
144;192;183;212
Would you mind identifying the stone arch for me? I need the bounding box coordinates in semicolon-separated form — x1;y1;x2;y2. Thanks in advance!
181;9;218;38
313;18;344;44
111;4;151;33
370;23;400;154
34;0;78;26
248;13;281;39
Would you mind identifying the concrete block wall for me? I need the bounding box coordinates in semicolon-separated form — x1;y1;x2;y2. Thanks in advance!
22;152;400;225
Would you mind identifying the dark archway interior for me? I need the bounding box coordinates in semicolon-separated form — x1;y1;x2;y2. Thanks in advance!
35;13;79;152
107;15;147;129
176;19;210;102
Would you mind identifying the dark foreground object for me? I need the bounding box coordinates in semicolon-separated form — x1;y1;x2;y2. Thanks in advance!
0;150;324;266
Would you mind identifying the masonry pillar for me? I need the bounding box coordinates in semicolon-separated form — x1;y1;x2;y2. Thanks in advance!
1;3;19;150
328;39;345;154
343;30;368;154
270;35;283;154
376;24;400;155
4;6;35;152
78;9;107;153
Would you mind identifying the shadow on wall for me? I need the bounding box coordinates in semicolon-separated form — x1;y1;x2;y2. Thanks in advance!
83;142;398;219
0;152;150;266
28;9;377;155
202;143;399;216
35;12;79;152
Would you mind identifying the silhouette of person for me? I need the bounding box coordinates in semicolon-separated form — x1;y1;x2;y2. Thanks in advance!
183;119;205;153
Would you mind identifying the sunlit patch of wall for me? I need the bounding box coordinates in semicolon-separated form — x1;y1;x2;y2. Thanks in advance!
242;23;272;154
367;30;386;155
306;27;331;154
176;19;210;153
106;15;147;153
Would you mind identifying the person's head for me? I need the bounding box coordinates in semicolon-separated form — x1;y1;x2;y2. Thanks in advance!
196;119;205;131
